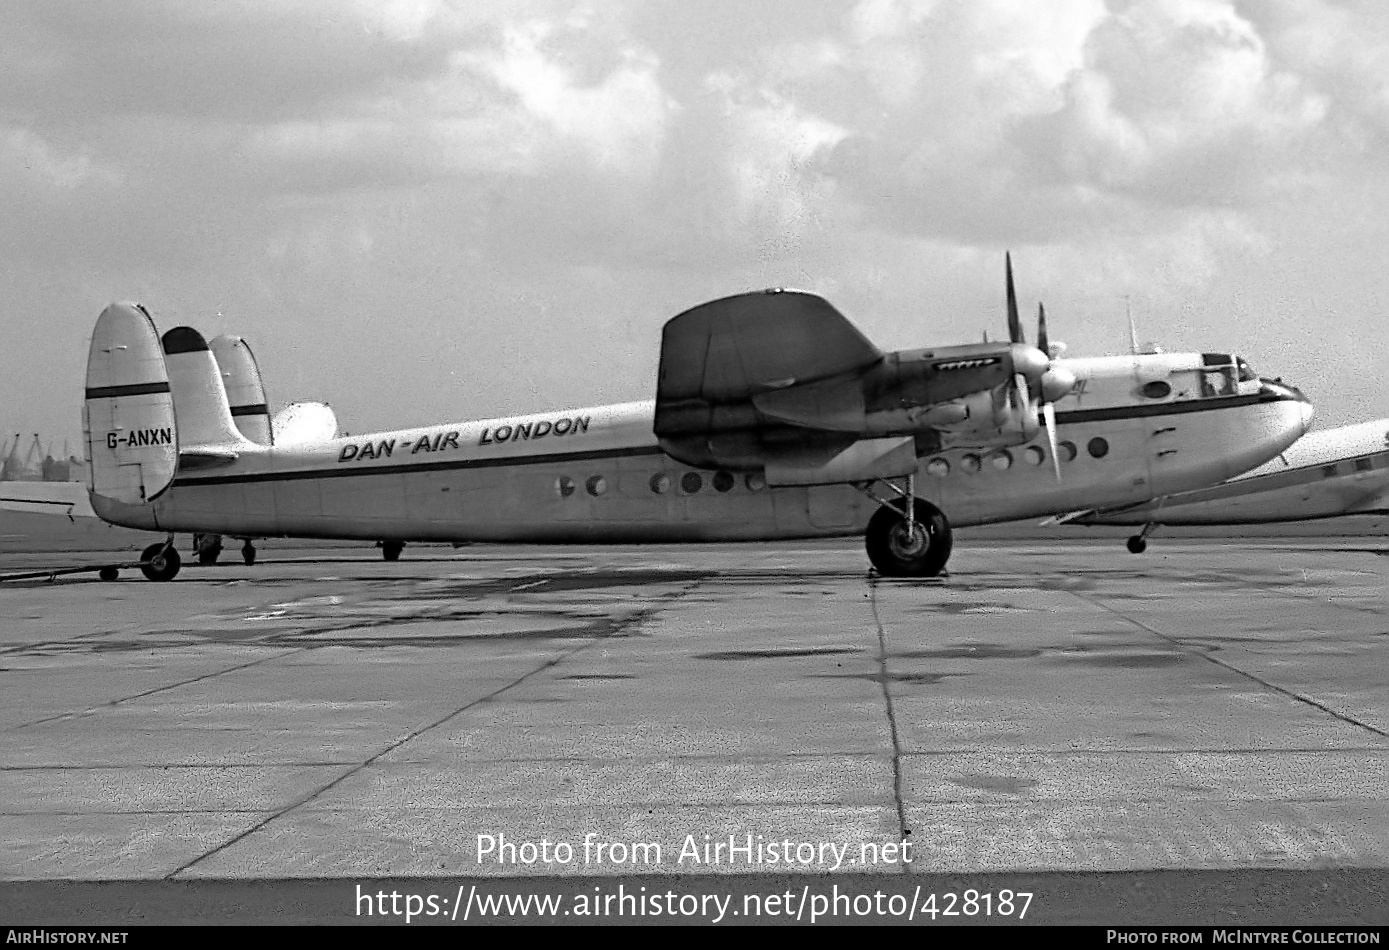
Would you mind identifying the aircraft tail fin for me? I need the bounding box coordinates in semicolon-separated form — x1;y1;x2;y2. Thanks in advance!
162;327;254;460
209;335;273;444
83;303;179;505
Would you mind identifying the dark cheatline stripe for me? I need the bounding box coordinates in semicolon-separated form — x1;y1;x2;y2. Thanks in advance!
85;381;171;400
171;445;666;487
1050;392;1290;425
230;403;270;417
161;326;208;354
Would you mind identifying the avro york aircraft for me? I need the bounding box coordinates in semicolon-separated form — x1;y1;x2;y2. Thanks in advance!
78;258;1312;581
1056;417;1389;552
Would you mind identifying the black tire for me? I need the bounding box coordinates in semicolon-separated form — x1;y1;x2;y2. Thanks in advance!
140;543;181;582
382;541;404;562
241;541;256;566
196;535;223;565
98;566;119;582
1126;536;1147;554
865;498;952;578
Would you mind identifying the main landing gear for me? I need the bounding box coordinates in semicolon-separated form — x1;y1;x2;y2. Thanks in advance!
380;541;404;562
140;538;182;582
193;532;223;565
241;539;257;566
1126;522;1158;554
858;475;953;578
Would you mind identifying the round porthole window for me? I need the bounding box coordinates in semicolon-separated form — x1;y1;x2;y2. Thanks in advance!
681;472;703;494
713;470;734;492
556;475;575;498
925;458;949;477
744;473;766;491
960;454;981;474
989;450;1012;471
1141;380;1172;399
1087;437;1110;459
586;475;607;496
650;473;671;494
1025;446;1045;466
1058;441;1077;462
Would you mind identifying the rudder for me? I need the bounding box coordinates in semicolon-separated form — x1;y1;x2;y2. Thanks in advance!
83;302;178;504
209;335;272;444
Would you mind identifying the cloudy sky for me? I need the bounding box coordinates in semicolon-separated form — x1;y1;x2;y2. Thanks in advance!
3;0;1388;450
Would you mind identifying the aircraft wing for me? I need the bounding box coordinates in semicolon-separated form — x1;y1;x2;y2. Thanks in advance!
653;288;1050;485
0;481;96;519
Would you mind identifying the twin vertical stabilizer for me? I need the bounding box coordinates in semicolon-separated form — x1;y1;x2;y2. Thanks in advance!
83;303;178;504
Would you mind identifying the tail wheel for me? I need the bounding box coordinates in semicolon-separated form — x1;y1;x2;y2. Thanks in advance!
382;541;404;562
140;543;181;582
865;498;952;578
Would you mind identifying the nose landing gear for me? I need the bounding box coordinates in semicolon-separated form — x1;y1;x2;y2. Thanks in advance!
1126;522;1158;554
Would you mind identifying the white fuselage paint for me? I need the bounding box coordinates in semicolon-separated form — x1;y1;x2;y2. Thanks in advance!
1077;418;1389;526
89;353;1313;544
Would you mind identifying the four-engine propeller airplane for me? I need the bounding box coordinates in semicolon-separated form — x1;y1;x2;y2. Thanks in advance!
72;256;1311;581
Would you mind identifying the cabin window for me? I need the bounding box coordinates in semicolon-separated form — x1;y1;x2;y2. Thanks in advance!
960;454;981;474
1058;441;1077;462
989;450;1012;471
555;476;576;498
745;473;766;491
586;475;607;496
925;458;949;477
1024;446;1045;466
650;473;671;494
1321;464;1338;479
1355;458;1374;472
1140;380;1171;399
1087;437;1109;459
681;472;703;494
713;470;735;492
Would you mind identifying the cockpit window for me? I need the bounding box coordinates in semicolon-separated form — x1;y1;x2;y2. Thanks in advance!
1236;357;1257;382
1201;368;1236;398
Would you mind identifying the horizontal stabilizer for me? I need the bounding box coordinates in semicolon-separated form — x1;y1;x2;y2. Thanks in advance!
83;302;178;505
0;481;96;519
178;449;240;471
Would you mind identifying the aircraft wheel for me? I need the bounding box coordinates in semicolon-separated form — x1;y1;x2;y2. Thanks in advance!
1126;536;1147;554
241;540;256;566
382;541;404;562
99;566;119;582
196;534;223;566
140;543;181;582
865;498;952;578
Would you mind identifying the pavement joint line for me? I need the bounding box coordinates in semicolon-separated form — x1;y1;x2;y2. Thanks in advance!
163;579;706;880
3;646;315;732
1067;588;1389;742
867;573;911;875
5;746;1387;771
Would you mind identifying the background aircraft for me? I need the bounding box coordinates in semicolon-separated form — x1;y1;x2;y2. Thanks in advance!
76;259;1312;582
1056;417;1389;552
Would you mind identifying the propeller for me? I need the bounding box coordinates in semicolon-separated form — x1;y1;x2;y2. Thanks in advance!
1002;254;1076;482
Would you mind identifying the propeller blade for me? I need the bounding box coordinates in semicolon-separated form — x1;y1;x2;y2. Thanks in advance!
1037;302;1050;357
1005;252;1023;345
1043;402;1061;482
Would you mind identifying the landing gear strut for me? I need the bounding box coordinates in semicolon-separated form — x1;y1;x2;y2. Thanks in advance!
140;538;181;582
1126;522;1158;554
381;541;404;562
859;475;953;578
241;539;256;566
